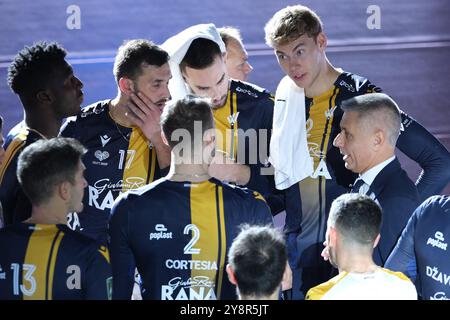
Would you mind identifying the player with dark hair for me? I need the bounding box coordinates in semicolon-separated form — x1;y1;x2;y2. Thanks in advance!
0;41;84;225
162;25;280;214
307;193;416;300
109;95;272;300
0;137;112;300
61;39;171;243
226;225;289;300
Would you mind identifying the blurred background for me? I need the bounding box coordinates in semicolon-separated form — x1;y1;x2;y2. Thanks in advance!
0;0;449;193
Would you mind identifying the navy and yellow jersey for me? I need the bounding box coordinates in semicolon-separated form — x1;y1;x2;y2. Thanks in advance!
286;71;450;297
60;100;168;243
0;223;112;300
213;80;274;198
109;177;273;300
385;195;450;300
0;123;45;225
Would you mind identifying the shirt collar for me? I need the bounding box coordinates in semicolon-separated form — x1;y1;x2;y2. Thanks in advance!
360;156;396;187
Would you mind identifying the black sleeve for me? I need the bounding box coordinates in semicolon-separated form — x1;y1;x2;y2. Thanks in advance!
396;111;450;200
84;245;113;299
251;191;274;226
245;94;275;199
108;197;136;300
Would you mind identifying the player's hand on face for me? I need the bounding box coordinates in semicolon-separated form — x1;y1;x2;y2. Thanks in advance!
126;92;164;143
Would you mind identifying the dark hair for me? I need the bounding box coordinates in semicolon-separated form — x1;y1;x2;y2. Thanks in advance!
180;38;222;73
329;193;382;246
17;137;86;205
0;116;3;131
160;95;214;150
228;225;287;298
113;39;169;83
7;41;67;99
341;93;401;146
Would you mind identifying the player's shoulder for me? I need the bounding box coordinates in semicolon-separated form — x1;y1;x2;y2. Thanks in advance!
5;122;43;149
57;224;108;253
213;178;266;203
63;100;110;130
114;177;170;205
230;79;273;100
417;195;450;218
335;71;381;95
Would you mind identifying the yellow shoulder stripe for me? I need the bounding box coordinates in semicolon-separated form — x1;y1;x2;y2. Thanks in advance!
98;245;110;264
0;130;29;182
381;268;412;282
306;272;348;300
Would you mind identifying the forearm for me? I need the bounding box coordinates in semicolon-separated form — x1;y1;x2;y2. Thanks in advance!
152;138;171;170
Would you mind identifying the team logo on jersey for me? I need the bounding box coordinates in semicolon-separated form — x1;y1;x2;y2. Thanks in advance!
94;150;110;162
430;292;450;300
427;231;448;251
80;106;103;118
339;80;355;92
227;112;240;126
88;177;145;211
161;276;216;300
235;86;258;98
324;106;337;120
100;135;111;147
149;224;173;240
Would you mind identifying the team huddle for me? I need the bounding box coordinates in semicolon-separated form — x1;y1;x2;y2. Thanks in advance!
0;5;449;300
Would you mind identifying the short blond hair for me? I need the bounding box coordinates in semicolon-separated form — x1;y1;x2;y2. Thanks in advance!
264;5;323;48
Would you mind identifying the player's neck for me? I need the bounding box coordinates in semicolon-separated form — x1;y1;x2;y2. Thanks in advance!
169;163;210;183
24;112;61;138
26;203;68;225
109;95;133;127
304;59;341;98
338;251;379;274
239;290;279;300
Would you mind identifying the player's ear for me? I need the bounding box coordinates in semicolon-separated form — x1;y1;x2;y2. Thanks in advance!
36;89;53;104
118;77;134;96
226;264;238;285
372;129;384;151
316;32;327;51
58;181;71;201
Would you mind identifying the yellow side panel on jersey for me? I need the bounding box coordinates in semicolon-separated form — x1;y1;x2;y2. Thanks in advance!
121;127;151;192
212;91;238;160
23;225;64;300
189;181;226;299
215;186;227;298
300;87;340;220
0;129;28;182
